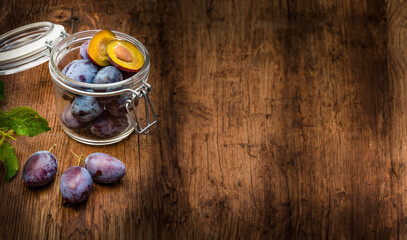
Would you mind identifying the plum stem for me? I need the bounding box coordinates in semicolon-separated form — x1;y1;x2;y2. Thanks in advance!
49;144;56;152
77;155;83;166
71;150;84;166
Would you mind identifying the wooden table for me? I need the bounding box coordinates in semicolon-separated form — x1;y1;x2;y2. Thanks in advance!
1;0;406;239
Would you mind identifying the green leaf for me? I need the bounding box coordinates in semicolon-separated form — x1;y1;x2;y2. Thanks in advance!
0;107;51;137
0;110;13;131
0;81;5;101
0;141;18;182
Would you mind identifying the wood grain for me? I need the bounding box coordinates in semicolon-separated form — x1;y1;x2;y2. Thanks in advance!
0;0;406;239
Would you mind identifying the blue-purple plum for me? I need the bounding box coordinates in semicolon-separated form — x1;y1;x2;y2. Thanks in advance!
106;93;136;116
93;66;123;94
22;151;58;187
60;166;92;204
62;60;80;75
85;153;126;183
62;104;87;129
89;111;129;138
71;95;104;122
65;59;98;84
80;40;91;60
92;66;123;103
93;66;123;85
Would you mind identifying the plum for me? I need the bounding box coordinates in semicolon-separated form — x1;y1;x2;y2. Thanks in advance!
60;166;92;204
62;104;87;129
85;153;125;183
65;59;99;84
71;95;104;122
89;111;129;138
106;93;136;116
22;151;58;187
93;66;123;84
62;59;80;75
80;40;91;60
93;66;123;92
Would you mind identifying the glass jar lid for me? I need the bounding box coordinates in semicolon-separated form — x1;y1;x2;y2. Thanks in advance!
0;22;67;75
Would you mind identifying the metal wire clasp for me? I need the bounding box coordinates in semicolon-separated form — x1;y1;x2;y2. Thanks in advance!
45;30;69;53
125;83;157;134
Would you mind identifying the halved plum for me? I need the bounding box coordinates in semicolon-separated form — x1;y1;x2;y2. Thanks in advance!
88;30;116;67
106;40;144;72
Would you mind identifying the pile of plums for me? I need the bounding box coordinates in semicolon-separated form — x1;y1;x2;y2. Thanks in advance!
61;30;144;139
22;149;126;204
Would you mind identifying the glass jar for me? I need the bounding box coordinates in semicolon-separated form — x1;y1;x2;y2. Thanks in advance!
0;23;157;145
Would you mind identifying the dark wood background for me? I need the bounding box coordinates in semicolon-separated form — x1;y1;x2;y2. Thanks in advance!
0;0;405;239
